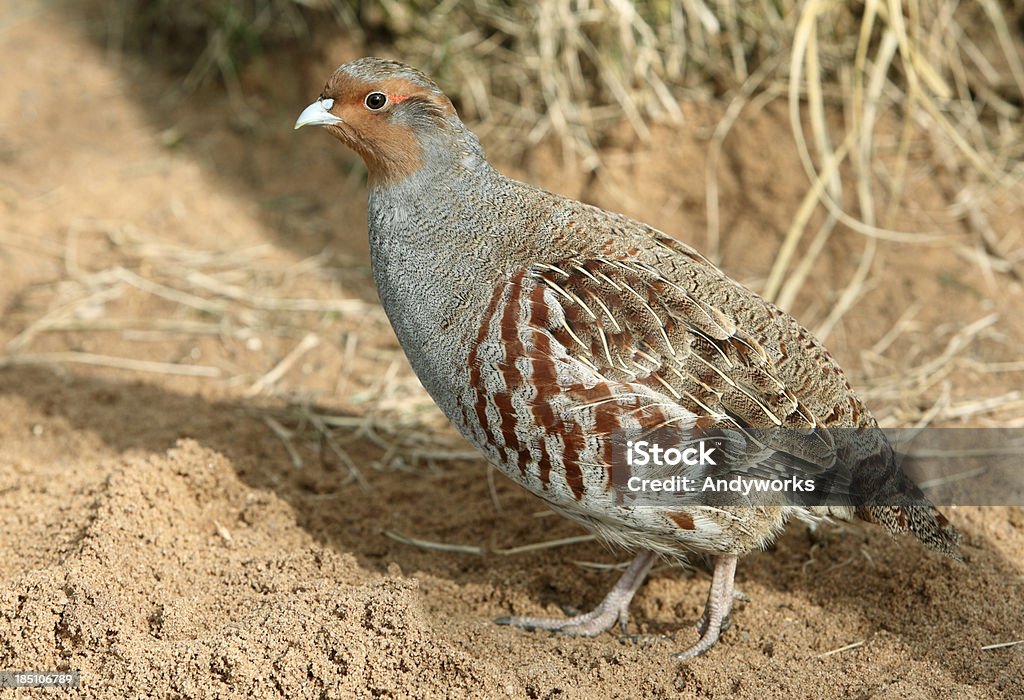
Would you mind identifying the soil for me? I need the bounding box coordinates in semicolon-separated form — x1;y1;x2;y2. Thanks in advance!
1;3;1023;698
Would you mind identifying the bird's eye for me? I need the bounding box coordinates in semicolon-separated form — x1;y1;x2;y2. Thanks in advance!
364;92;388;111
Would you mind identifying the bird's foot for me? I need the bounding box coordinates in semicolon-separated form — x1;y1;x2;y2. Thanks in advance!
495;550;656;637
496;598;629;636
674;555;739;660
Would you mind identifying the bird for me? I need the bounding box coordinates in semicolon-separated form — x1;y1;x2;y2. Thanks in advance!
294;57;960;659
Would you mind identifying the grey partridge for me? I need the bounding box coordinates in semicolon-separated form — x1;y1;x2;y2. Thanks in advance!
295;57;960;659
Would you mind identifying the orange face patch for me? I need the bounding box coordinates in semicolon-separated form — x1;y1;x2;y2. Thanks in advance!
318;75;451;184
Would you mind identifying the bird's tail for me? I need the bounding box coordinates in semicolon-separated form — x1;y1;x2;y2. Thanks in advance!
856;476;962;560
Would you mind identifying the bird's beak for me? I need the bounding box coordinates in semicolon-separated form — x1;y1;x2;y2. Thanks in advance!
294;98;344;130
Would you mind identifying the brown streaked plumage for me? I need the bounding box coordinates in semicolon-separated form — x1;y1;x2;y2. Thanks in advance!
296;57;960;660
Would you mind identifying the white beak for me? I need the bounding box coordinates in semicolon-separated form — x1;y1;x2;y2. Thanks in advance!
294;98;343;130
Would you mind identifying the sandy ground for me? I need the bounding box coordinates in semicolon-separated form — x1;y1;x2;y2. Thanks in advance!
1;2;1023;698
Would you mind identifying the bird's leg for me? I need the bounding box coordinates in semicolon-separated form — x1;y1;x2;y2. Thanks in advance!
695;587;748;635
495;549;656;637
674;554;738;660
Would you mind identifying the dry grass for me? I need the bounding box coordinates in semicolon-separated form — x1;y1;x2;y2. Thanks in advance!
0;217;475;474
4;220;384;357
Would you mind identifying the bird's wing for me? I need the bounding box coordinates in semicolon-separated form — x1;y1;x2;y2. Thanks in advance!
466;255;848;506
532;255;852;482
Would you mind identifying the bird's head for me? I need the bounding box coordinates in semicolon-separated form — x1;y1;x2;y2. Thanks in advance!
295;58;462;186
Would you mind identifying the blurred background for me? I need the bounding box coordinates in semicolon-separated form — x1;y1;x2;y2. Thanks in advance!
1;1;1023;696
